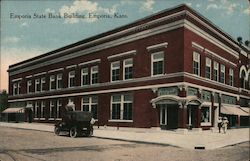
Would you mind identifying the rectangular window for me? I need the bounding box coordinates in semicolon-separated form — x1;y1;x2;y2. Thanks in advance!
41;77;46;91
50;100;55;118
201;106;210;124
17;82;21;95
81;67;89;86
193;52;200;76
91;66;99;84
220;64;225;84
41;101;45;118
152;52;164;76
34;101;39;118
123;58;133;80
213;61;219;82
57;100;62;118
68;71;75;87
123;94;133;120
35;79;41;92
13;83;17;96
50;75;56;90
229;68;234;86
27;80;32;93
82;96;98;119
205;58;211;79
111;94;133;120
111;61;120;81
57;74;63;89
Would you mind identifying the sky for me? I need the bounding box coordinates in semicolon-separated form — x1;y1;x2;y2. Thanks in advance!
0;0;249;92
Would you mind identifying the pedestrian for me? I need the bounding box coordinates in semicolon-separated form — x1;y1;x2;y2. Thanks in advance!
222;117;229;134
218;117;222;133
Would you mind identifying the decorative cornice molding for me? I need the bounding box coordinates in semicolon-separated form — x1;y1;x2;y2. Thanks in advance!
146;42;168;51
78;59;101;66
107;50;136;60
48;68;64;73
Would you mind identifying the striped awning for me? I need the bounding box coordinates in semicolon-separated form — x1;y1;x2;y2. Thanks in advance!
2;107;25;113
221;105;249;116
239;107;250;115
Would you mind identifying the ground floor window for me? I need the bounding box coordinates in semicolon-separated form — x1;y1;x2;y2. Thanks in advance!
41;101;46;118
50;100;56;118
111;93;133;120
82;96;98;119
201;106;211;126
57;100;62;118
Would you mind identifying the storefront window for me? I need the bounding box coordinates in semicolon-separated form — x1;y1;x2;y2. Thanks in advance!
201;106;210;124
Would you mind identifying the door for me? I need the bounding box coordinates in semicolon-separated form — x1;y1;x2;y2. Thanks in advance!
167;104;178;129
187;105;198;128
160;105;167;129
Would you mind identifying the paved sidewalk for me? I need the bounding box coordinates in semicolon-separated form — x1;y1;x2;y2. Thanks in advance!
0;122;249;150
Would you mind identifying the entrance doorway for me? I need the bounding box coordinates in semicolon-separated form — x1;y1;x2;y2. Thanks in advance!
158;104;178;130
187;105;199;128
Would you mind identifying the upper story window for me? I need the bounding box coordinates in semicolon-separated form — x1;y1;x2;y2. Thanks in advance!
193;52;200;76
17;82;21;95
50;75;56;90
68;70;76;87
111;61;120;82
82;96;98;119
111;93;133;120
35;78;41;92
27;80;32;93
240;70;246;89
151;52;164;76
213;61;219;82
91;66;99;84
41;77;46;91
229;68;234;86
57;73;63;89
123;58;133;80
13;83;17;96
81;67;89;86
205;58;211;79
220;64;225;84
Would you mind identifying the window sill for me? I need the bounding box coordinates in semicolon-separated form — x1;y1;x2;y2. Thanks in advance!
108;119;133;123
151;74;165;77
201;122;212;126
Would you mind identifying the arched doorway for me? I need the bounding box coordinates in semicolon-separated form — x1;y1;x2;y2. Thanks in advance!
151;95;203;130
151;95;180;130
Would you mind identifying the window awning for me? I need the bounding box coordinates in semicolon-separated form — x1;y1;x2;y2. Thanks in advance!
2;107;25;113
221;105;249;116
239;107;250;115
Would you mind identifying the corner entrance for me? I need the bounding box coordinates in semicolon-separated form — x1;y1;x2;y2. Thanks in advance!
157;103;179;130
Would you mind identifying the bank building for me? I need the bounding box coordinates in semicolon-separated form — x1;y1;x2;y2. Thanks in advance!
7;4;250;131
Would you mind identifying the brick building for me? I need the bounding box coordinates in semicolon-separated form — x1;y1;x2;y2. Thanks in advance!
8;4;249;130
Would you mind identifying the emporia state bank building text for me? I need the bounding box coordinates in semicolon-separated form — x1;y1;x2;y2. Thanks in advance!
8;4;249;131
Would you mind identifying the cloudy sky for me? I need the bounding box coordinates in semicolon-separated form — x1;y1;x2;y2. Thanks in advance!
0;0;249;91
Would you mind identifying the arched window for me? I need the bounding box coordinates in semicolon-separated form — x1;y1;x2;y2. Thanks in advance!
240;70;246;88
248;73;250;90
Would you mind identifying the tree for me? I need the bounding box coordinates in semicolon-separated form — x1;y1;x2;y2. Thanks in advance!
0;90;8;112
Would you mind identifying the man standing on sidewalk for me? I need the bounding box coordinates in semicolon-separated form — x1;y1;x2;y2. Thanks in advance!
222;117;229;134
218;117;222;133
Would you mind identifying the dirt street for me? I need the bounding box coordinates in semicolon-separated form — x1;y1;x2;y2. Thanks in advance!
0;127;249;161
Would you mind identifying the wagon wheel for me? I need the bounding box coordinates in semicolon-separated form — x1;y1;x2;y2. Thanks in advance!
54;126;60;136
69;127;77;138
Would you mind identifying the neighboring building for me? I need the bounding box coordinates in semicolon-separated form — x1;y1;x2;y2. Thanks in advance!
8;4;249;130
